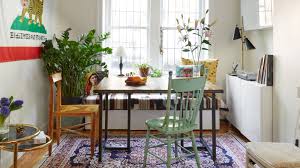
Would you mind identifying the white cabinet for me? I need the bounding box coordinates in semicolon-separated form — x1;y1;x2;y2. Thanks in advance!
226;75;272;142
241;0;273;30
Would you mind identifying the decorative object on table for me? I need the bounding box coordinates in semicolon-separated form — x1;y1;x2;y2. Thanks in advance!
233;17;256;70
85;71;106;96
236;70;257;81
115;46;127;76
33;131;47;144
125;76;147;86
176;65;194;77
150;68;162;77
16;124;25;134
230;62;239;76
125;71;136;77
181;58;219;84
0;97;23;134
41;28;112;104
177;10;216;76
136;63;151;77
257;54;273;86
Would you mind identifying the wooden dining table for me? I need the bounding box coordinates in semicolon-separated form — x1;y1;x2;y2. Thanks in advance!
94;75;224;162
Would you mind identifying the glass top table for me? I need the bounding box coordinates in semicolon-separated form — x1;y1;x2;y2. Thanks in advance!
0;124;52;168
0;124;40;145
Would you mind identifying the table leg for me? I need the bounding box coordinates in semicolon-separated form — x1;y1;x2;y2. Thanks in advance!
105;93;109;142
13;143;18;168
212;93;217;161
127;93;131;153
98;93;103;162
185;94;216;163
48;140;52;156
180;93;184;147
199;100;203;139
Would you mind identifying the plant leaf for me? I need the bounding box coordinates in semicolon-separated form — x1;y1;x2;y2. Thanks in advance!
182;49;190;52
202;40;212;45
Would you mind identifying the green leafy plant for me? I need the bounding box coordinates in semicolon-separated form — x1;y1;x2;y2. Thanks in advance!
41;28;112;97
135;63;152;77
150;68;162;77
176;10;216;65
135;63;152;69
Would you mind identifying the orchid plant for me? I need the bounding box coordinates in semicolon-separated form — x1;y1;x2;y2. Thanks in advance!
176;10;216;65
0;97;23;127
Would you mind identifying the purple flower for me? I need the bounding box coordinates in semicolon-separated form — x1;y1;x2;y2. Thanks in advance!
0;106;10;117
0;97;10;106
13;100;24;106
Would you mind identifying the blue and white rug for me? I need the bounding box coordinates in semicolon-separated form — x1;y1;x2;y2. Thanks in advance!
40;134;246;168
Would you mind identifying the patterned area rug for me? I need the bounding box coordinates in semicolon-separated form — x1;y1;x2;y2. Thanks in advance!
39;134;245;168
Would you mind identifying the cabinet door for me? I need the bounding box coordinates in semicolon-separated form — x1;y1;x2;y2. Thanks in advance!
240;80;261;141
241;0;259;30
226;76;242;130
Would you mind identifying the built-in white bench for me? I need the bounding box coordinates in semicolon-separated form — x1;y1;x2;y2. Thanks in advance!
83;94;224;130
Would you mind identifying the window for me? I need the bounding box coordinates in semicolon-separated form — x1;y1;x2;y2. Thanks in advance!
103;0;208;71
258;0;273;27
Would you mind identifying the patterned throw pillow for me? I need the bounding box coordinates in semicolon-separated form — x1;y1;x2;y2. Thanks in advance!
181;57;219;84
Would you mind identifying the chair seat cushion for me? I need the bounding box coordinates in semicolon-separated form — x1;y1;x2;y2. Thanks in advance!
246;142;300;168
59;105;98;114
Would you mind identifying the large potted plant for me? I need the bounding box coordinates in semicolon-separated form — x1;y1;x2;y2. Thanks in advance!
41;28;112;104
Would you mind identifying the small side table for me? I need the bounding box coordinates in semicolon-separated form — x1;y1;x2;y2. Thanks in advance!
0;124;52;168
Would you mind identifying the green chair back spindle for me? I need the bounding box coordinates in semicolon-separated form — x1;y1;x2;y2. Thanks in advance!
143;71;207;168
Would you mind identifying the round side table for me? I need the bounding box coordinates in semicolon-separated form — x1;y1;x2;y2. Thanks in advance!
0;124;52;168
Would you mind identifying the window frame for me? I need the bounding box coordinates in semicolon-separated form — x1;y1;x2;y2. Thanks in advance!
100;0;208;71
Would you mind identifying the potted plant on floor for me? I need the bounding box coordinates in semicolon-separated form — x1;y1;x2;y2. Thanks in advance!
41;28;112;104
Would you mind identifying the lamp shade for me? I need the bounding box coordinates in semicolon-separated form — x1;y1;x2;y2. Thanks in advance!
244;37;256;50
233;25;241;40
114;46;127;57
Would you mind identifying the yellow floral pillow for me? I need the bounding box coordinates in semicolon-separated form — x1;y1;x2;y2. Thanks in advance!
181;57;219;84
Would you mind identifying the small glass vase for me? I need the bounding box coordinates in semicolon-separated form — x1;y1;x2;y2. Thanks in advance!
0;116;10;135
193;64;203;77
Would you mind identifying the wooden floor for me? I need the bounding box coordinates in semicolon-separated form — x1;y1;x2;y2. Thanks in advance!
13;120;248;168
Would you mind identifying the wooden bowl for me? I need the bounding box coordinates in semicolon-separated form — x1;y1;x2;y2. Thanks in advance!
125;76;147;86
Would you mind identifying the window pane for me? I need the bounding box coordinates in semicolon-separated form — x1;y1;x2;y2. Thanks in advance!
108;0;148;68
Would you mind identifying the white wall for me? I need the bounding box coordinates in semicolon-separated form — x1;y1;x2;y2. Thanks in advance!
272;0;300;142
52;0;98;38
0;0;54;167
209;0;241;93
244;29;273;72
0;60;49;167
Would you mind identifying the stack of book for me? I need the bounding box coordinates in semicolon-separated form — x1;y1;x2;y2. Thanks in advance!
257;54;273;86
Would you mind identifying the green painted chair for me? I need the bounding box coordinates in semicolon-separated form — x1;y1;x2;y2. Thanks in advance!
143;71;206;168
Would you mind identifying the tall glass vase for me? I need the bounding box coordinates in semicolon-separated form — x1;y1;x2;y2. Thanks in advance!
0;116;10;135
